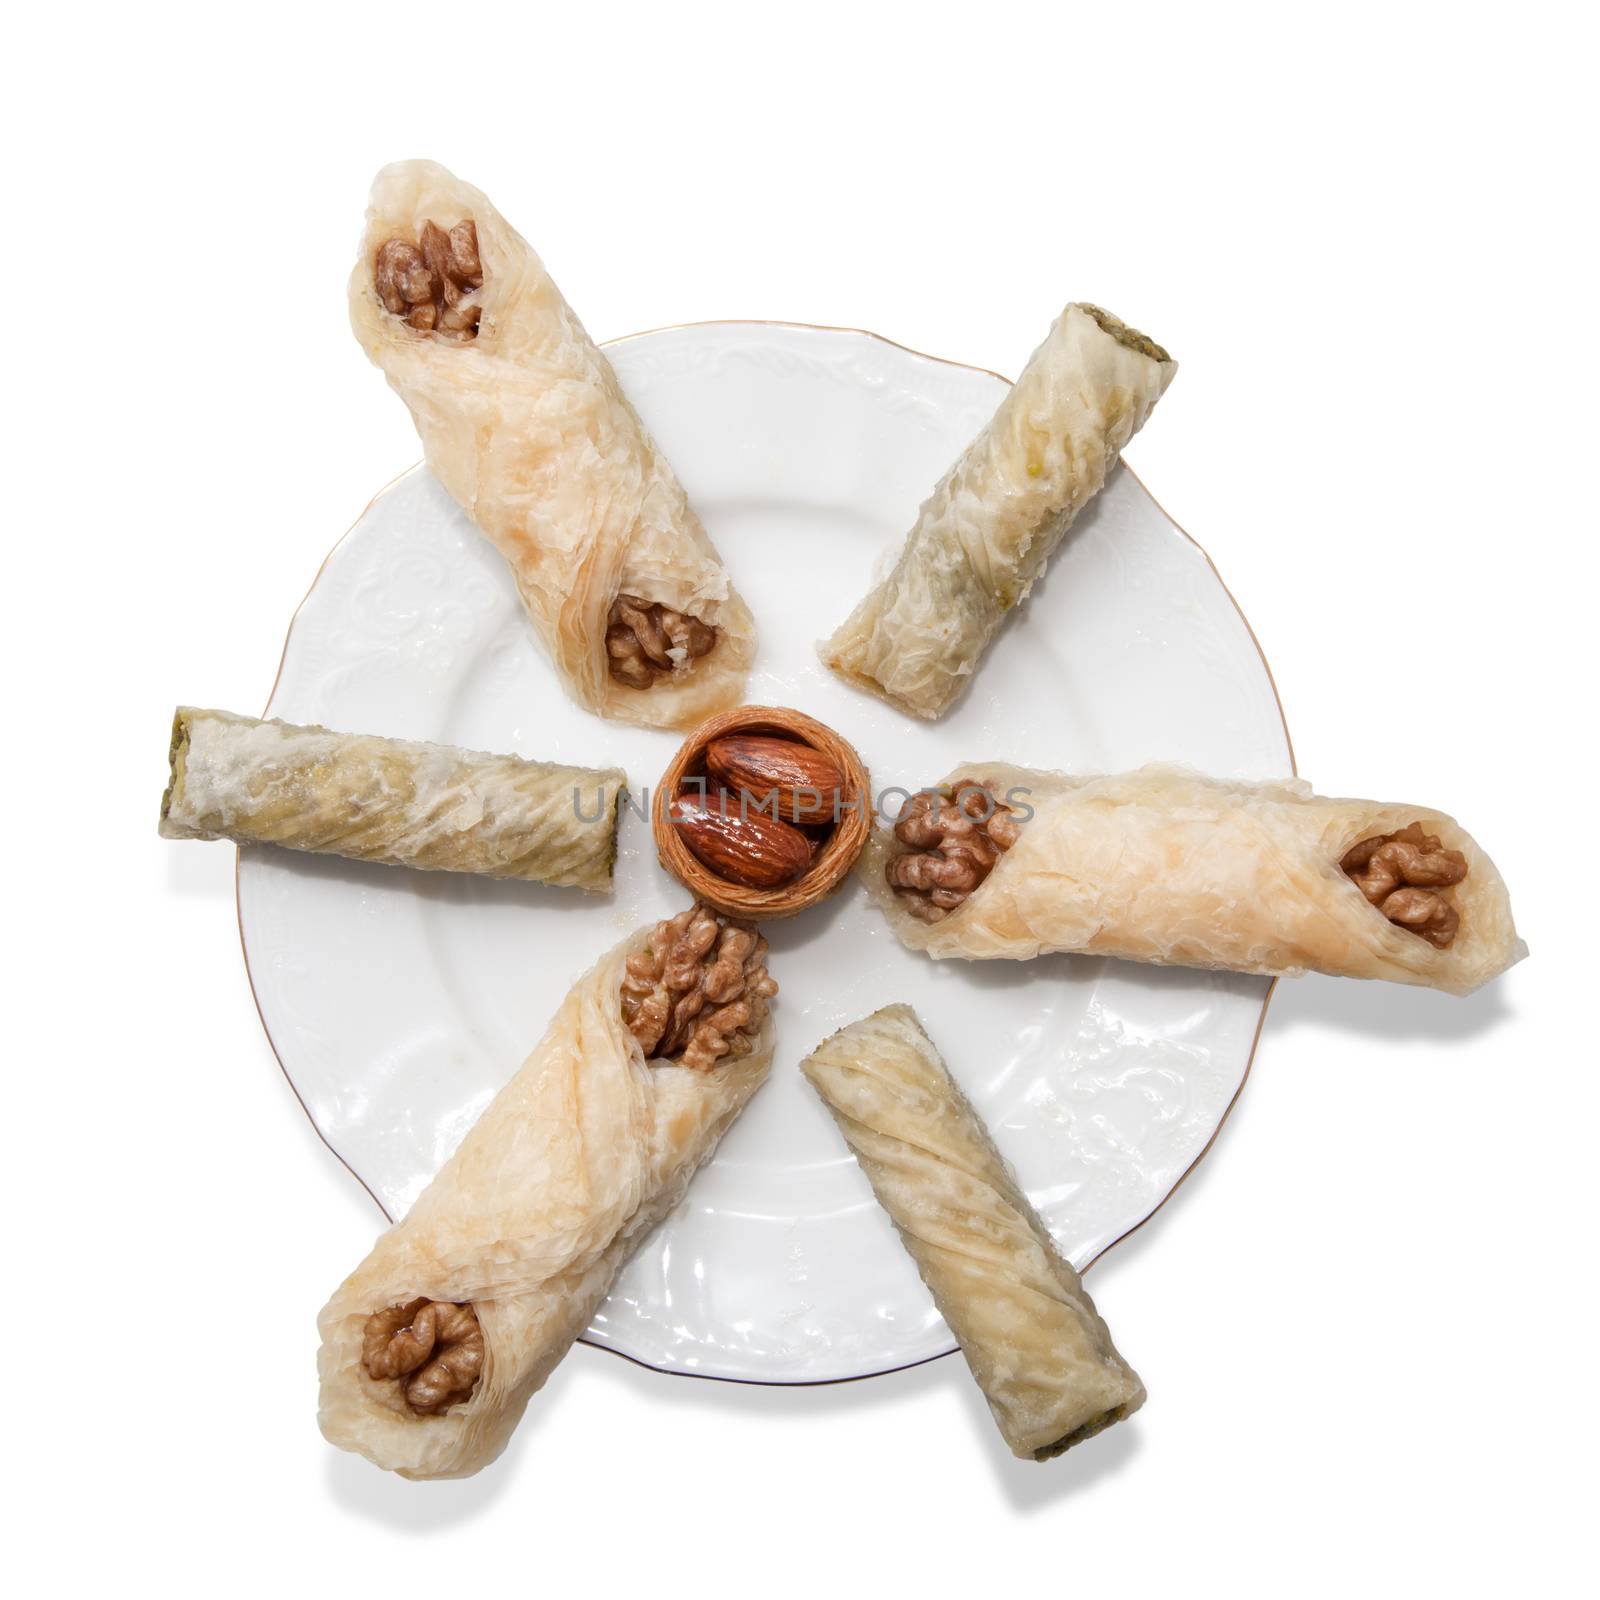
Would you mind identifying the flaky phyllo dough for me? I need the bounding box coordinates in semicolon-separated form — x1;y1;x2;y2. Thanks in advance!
317;922;775;1479
350;160;755;728
822;303;1176;719
803;1006;1144;1460
866;765;1524;995
159;708;624;890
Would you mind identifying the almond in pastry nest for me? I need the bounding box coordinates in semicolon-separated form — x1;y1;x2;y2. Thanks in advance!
653;706;871;919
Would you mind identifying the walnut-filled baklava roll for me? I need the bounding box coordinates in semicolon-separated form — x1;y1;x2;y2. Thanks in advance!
868;763;1525;994
319;907;778;1478
821;303;1175;720
159;707;625;891
803;1005;1144;1460
350;160;755;729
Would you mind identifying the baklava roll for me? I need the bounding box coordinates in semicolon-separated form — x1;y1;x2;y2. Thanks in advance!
868;763;1525;994
802;1005;1144;1460
350;159;755;729
822;302;1176;719
159;707;624;891
318;906;778;1479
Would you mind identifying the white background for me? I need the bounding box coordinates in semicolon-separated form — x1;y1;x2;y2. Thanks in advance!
8;4;1593;1594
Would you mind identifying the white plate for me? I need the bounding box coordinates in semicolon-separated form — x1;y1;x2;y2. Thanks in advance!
239;321;1293;1384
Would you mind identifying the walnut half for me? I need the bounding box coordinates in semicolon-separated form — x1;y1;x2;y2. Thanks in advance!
606;594;718;690
620;904;778;1071
887;781;1020;922
1341;822;1468;949
375;219;484;339
362;1298;484;1414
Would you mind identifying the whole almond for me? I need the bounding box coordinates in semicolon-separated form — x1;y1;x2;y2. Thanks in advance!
669;788;812;889
706;736;848;824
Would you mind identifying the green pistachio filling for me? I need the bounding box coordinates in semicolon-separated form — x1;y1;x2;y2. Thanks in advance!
1080;303;1171;364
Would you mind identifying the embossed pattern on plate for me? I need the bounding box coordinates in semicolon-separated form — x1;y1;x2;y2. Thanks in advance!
238;322;1293;1382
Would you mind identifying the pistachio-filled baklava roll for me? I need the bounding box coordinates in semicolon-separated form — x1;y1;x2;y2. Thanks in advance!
868;764;1525;994
822;302;1176;719
350;159;755;729
803;1005;1144;1460
159;707;624;891
319;906;778;1478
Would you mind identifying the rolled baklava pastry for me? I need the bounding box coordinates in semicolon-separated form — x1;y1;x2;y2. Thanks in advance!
803;1005;1144;1460
821;303;1176;719
318;906;778;1478
350;159;755;729
868;763;1524;994
159;707;624;891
